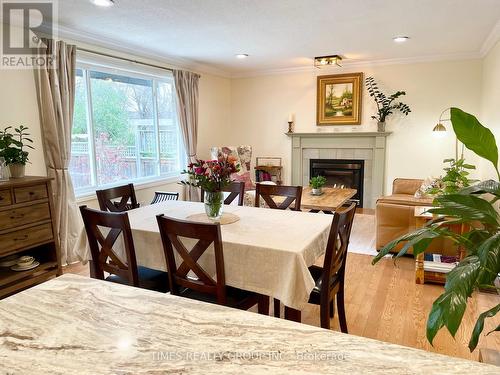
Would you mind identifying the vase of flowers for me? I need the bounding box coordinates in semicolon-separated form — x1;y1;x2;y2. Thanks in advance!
182;157;239;221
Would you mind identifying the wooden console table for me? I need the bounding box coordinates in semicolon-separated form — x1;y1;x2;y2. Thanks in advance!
0;177;61;298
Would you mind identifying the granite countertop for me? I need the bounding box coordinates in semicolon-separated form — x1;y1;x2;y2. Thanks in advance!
0;274;497;374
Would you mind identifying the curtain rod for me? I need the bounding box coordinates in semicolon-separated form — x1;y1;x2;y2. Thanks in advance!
76;47;174;73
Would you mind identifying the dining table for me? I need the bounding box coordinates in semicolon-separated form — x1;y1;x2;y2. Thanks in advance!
0;274;496;374
75;200;334;318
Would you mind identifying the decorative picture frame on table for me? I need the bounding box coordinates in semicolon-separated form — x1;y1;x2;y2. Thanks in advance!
316;72;363;125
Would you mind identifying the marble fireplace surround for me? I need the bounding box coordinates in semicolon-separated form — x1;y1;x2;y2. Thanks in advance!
287;131;391;209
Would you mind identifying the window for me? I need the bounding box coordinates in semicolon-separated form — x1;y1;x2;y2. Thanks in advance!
69;64;184;195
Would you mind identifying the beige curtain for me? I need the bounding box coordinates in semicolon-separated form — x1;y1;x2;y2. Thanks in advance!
173;70;200;201
34;40;81;264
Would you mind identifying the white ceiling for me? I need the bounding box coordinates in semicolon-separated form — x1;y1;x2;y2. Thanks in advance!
57;0;500;76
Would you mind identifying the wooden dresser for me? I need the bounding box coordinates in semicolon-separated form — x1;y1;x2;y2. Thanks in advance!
0;176;61;298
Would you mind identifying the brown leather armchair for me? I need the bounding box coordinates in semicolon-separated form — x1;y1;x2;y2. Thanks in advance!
376;178;433;253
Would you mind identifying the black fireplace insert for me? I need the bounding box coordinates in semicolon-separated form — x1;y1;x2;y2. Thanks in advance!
310;159;364;207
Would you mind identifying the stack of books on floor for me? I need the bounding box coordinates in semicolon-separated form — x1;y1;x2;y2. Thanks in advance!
423;253;458;273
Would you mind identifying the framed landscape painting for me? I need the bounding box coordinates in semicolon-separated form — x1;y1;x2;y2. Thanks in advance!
316;72;363;125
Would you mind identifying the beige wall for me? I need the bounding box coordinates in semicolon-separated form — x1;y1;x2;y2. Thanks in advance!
0;44;495;202
230;60;483;192
0;45;231;205
480;40;500;179
0;69;46;176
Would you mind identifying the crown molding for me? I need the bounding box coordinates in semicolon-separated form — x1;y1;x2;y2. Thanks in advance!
480;20;500;57
55;18;499;80
230;51;482;78
56;24;231;78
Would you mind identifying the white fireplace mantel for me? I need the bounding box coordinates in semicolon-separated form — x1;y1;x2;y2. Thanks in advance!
286;131;391;208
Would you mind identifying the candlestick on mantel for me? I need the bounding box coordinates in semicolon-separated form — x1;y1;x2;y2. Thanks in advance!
287;113;294;133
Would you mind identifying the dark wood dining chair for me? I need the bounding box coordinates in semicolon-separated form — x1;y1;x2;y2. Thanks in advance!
201;181;245;206
156;214;268;313
80;205;169;292
151;191;179;204
96;183;139;212
307;202;356;332
255;184;303;211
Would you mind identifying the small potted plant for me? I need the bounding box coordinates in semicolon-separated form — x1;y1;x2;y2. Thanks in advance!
309;175;327;195
0;126;34;178
366;77;411;132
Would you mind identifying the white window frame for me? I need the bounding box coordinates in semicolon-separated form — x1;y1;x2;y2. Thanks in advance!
71;59;185;198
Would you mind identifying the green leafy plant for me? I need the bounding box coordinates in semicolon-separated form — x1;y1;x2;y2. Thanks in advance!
365;77;411;122
0;126;34;165
372;107;499;352
310;175;327;189
424;158;476;196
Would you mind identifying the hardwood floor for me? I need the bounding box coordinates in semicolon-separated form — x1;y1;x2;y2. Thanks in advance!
65;213;499;362
303;253;499;362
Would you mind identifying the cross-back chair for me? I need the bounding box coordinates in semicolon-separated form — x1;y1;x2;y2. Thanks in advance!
151;191;179;204
201;181;245;206
307;202;357;331
254;184;302;211
80;205;168;292
156;214;268;313
96;183;139;212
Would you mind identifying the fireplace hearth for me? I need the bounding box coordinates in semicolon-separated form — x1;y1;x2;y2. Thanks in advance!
310;159;364;207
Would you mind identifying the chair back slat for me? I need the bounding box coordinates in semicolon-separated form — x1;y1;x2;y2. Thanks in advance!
96;183;139;212
156;215;227;304
151;191;179;204
255;184;302;211
321;203;356;298
79;205;139;286
201;181;245;206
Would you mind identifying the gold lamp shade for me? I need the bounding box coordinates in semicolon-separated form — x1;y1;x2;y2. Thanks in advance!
432;123;447;132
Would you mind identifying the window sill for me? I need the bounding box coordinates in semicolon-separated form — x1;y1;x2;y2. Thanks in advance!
75;175;183;204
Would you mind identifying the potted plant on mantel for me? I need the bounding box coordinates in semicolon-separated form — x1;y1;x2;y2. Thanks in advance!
0;126;34;178
373;108;499;352
309;175;327;195
366;77;411;132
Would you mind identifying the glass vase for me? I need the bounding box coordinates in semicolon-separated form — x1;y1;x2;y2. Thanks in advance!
204;191;224;221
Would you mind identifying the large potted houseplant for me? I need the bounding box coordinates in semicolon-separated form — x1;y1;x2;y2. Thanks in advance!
182;156;239;220
373;107;499;352
0;126;34;178
365;77;411;132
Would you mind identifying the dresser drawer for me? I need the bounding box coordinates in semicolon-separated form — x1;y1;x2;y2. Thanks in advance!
14;184;48;203
0;189;11;207
0;203;51;230
0;223;53;256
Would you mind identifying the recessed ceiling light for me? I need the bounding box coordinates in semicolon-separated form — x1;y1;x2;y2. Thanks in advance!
393;36;410;43
235;54;249;59
90;0;115;7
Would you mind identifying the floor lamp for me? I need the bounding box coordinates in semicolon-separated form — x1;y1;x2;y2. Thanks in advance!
432;108;464;160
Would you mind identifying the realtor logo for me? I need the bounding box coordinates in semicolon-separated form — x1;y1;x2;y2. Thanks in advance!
1;0;57;68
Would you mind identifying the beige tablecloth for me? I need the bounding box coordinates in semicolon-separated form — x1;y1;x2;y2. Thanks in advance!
75;201;332;309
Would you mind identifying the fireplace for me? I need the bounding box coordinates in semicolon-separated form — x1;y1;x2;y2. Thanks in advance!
310;159;364;207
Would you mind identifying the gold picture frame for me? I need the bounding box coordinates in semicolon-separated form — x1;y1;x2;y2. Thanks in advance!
316;72;363;125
